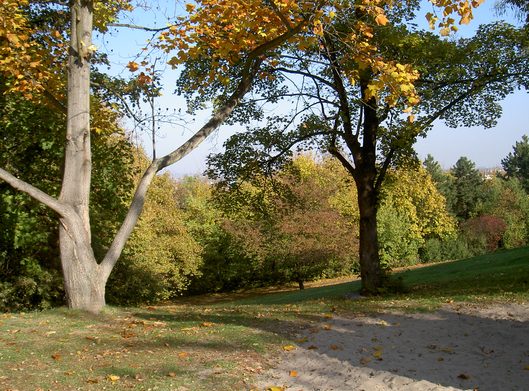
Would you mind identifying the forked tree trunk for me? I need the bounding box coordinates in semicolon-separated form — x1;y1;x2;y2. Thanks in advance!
0;0;297;314
60;231;106;312
58;0;103;312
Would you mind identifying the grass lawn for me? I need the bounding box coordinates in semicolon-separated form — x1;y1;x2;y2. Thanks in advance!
1;247;528;390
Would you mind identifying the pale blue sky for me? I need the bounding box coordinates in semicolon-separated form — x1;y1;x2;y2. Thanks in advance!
97;0;528;175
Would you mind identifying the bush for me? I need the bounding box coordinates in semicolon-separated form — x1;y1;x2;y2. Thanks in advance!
420;236;472;263
461;215;507;252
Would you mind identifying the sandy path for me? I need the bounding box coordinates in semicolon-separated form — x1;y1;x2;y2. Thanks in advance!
255;303;529;391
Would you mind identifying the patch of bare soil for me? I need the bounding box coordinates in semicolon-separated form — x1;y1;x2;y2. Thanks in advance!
254;302;529;391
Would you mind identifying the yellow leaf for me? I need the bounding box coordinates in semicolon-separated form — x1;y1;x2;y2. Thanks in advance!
107;375;120;382
178;351;190;358
523;365;529;370
375;14;389;26
289;370;298;377
282;345;296;351
460;16;471;25
200;322;215;327
267;387;285;391
185;3;195;12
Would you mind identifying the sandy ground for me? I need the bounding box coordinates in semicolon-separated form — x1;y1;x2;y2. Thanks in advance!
254;302;529;391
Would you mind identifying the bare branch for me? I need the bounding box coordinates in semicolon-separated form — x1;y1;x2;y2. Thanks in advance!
107;23;171;32
0;168;67;217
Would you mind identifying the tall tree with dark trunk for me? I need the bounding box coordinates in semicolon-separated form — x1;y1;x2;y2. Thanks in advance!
208;19;528;294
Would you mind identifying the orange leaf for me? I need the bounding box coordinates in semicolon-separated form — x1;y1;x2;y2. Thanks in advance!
178;352;190;358
51;353;61;361
127;61;139;72
289;370;298;377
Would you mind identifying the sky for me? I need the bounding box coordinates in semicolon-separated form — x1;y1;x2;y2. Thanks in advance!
96;0;528;176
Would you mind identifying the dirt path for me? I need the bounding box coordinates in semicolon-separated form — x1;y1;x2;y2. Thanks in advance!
254;302;529;391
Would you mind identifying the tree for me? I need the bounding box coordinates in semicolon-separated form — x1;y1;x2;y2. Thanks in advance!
495;0;529;24
451;156;484;220
219;155;358;290
0;0;320;312
477;177;529;248
107;158;203;305
423;154;455;212
378;166;456;267
208;16;527;294
501;135;529;193
0;89;136;310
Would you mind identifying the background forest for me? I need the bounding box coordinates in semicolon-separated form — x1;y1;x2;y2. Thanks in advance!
2;136;529;310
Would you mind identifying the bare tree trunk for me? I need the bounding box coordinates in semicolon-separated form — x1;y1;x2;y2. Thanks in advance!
58;0;104;312
355;78;385;295
356;177;384;295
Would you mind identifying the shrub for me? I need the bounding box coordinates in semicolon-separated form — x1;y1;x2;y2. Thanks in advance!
461;215;507;252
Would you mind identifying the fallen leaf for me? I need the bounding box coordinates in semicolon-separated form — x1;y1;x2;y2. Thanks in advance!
121;330;137;339
45;331;57;336
322;324;332;330
289;370;298;377
457;373;470;380
307;345;318;350
107;374;120;382
51;353;61;361
283;345;296;351
330;344;341;351
324;313;333;319
523;365;529;371
359;357;372;365
86;378;99;384
267;387;285;391
200;322;215;327
167;372;177;377
373;346;383;360
178;352;189;358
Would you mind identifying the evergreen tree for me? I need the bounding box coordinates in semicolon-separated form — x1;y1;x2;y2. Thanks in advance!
451;157;484;220
501;135;529;193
